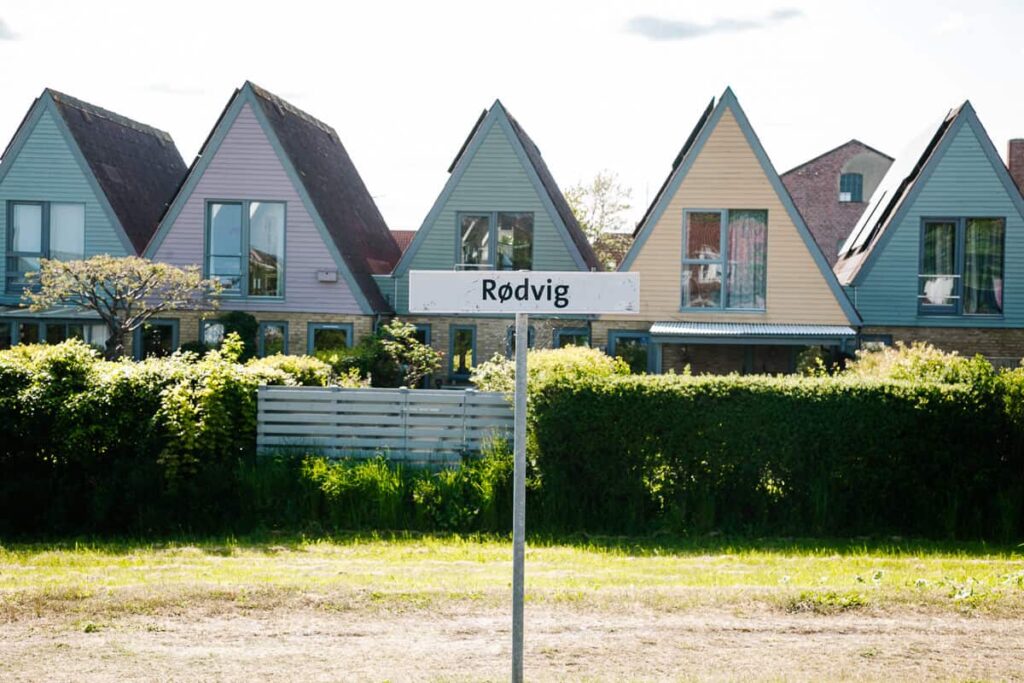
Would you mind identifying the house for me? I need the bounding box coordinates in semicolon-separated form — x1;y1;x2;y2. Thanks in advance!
375;100;600;383
0;89;187;352
834;102;1024;365
146;82;401;358
597;88;860;374
782;140;893;266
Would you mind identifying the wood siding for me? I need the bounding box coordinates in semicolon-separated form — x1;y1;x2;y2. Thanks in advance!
152;103;361;314
0;109;125;298
607;109;849;324
850;120;1024;327
383;117;581;314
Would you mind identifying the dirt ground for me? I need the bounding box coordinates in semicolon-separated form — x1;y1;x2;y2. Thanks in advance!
2;602;1022;682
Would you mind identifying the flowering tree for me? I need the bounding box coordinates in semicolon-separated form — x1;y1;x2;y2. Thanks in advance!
26;255;221;359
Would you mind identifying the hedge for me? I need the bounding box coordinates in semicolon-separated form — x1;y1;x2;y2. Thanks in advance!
529;373;1024;539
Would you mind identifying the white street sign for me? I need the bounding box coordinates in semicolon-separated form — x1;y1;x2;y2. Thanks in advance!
408;270;640;314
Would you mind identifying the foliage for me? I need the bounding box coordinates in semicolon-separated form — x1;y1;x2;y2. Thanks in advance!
528;372;1023;538
247;354;335;387
470;345;630;393
592;232;633;271
845;341;996;385
564;170;633;270
316;320;441;388
216;311;260;360
378;320;442;387
25;255;220;359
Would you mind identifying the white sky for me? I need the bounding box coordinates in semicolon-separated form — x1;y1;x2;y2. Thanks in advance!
1;0;1022;230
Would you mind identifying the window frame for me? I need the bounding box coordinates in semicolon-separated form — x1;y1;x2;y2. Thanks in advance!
200;318;226;348
504;324;536;357
6;200;86;293
607;330;653;374
204;199;287;299
839;173;863;203
307;322;354;355
455;211;535;271
4;318;105;346
917;216;1005;317
553;327;591;348
448;323;477;380
681;208;768;313
258;320;289;357
133;318;180;360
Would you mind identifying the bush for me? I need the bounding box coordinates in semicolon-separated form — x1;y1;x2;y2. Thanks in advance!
528;372;1023;539
314;321;441;388
471;345;630;393
846;341;996;385
246;354;335;387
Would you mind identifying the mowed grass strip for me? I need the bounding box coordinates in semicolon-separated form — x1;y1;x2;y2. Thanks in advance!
1;534;1022;619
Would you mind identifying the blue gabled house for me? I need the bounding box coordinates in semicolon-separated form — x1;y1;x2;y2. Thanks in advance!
376;100;600;382
0;89;187;351
835;101;1024;364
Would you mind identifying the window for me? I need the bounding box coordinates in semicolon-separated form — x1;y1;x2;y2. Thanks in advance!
919;218;1004;315
308;323;353;355
608;331;650;374
457;212;533;270
206;201;285;297
553;327;590;348
412;324;431;346
0;322;10;350
6;201;85;291
258;321;288;357
135;320;178;360
505;324;536;357
449;325;476;378
682;210;767;310
4;320;104;347
859;334;893;352
201;320;225;348
839;173;863;203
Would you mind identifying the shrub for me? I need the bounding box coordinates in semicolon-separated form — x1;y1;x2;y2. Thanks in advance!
845;341;996;385
315;321;441;388
471;345;630;393
247;354;334;387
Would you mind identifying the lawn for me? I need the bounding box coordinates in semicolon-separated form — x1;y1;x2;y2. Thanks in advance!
2;534;1023;681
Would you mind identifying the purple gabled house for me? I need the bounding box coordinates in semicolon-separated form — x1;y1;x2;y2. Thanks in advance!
145;82;400;356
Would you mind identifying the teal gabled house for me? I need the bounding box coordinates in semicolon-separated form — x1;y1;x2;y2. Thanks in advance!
0;89;187;351
835;102;1024;364
377;101;600;382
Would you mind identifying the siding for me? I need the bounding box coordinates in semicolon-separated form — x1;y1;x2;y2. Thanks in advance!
852;120;1024;327
0;109;125;296
607;108;849;324
387;117;581;314
152;103;361;314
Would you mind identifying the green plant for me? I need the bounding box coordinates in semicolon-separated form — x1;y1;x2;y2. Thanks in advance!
470;345;629;393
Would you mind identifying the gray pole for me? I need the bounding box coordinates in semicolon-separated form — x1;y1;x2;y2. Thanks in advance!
511;311;528;683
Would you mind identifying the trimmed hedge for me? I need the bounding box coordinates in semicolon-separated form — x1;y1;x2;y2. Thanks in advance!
529;373;1024;538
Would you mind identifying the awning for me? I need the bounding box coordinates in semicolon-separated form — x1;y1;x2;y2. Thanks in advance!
649;321;856;346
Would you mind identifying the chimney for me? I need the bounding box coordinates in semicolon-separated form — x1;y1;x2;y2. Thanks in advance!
1009;139;1024;195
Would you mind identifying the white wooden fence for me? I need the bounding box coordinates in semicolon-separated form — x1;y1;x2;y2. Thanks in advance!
257;386;513;465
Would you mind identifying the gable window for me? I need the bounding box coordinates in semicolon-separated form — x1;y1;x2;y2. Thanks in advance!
682;210;767;310
308;323;353;355
6;201;85;292
457;212;533;270
839;173;863;202
919;218;1004;315
206;201;285;297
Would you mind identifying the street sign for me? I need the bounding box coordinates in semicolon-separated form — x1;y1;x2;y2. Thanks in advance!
408;270;640;314
409;270;639;683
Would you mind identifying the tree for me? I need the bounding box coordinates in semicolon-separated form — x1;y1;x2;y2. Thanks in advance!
564;170;634;270
26;255;221;359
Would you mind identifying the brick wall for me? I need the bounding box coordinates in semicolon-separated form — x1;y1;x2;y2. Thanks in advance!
174;310;376;355
1009;139;1024;196
863;326;1024;365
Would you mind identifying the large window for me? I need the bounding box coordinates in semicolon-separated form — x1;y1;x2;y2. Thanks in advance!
308;323;353;355
919;218;1004;315
682;210;767;310
2;320;106;347
134;320;178;360
7;201;85;291
259;321;288;357
553;327;590;348
608;331;650;374
457;212;533;270
449;325;476;379
839;173;863;203
206;201;285;297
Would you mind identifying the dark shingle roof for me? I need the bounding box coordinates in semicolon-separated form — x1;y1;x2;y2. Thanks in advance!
634;98;715;236
247;83;401;308
448;102;600;271
47;90;187;253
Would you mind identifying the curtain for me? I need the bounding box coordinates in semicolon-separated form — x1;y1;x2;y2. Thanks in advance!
963;218;1004;314
726;210;767;309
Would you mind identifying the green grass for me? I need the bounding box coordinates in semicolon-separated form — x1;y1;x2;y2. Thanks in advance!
1;533;1022;618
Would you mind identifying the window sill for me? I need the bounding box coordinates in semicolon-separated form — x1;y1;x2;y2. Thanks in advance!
679;307;767;314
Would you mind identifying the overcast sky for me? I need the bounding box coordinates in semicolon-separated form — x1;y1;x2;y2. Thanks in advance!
1;1;1021;230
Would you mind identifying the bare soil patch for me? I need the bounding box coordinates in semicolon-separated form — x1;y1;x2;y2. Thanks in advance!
2;601;1021;682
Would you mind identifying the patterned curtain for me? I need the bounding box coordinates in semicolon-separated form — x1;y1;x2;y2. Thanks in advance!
726;210;767;309
963;218;1004;314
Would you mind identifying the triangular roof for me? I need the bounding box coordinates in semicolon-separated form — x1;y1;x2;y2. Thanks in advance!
395;100;600;275
834;101;1024;285
390;229;417;253
146;82;399;312
0;89;187;254
620;87;860;324
781;139;893;177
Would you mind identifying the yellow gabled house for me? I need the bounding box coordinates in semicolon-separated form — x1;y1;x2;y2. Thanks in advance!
596;88;860;374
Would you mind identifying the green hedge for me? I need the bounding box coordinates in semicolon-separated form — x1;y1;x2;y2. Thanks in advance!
529;373;1024;538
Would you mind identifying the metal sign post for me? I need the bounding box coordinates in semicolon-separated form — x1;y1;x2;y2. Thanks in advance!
408;270;639;682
